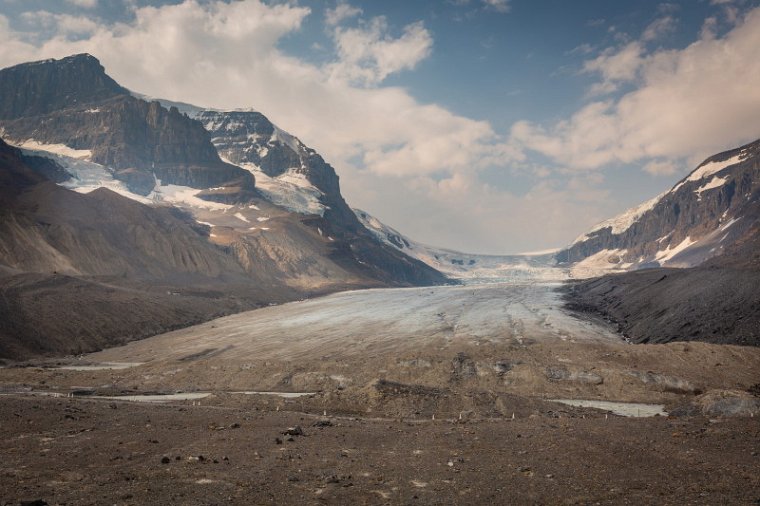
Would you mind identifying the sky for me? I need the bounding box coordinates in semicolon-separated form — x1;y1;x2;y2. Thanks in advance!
1;0;760;254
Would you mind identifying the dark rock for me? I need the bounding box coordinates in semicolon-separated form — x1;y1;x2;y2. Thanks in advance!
282;426;304;436
275;437;283;445
450;352;477;382
160;456;171;464
312;420;333;427
0;54;127;120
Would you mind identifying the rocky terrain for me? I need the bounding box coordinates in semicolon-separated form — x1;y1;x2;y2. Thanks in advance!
1;394;759;506
559;138;760;276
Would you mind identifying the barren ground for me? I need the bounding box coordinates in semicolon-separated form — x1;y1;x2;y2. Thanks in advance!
1;281;759;505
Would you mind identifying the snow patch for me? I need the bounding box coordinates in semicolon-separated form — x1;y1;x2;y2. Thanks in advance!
234;212;250;223
256;216;270;222
695;176;727;197
687;153;744;182
270;125;302;154
574;192;665;244
239;163;325;216
719;217;740;231
570;248;629;279
17;139;91;160
655;237;695;263
153;182;232;211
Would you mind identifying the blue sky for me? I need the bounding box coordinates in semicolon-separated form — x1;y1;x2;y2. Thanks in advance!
1;0;759;253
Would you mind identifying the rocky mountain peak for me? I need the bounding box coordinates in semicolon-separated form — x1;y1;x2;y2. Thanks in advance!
0;54;127;120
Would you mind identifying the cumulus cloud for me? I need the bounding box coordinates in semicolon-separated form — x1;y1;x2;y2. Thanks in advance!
325;2;362;27
514;6;760;174
327;16;433;86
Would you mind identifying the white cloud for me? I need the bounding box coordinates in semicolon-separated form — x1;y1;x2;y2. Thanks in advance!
327;16;432;86
643;160;679;176
21;11;100;37
325;2;362;27
66;0;98;8
514;6;760;174
642;16;676;41
583;42;644;94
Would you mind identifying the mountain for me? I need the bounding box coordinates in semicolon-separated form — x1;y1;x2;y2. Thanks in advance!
354;209;562;282
0;54;449;359
560;139;760;278
0;136;293;359
0;54;252;196
563;228;760;347
562;137;760;346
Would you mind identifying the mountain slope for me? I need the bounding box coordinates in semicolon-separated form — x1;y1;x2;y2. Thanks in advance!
0;54;447;293
191;109;447;286
0;54;452;359
0;137;301;359
560;139;760;277
563;228;760;347
562;137;760;346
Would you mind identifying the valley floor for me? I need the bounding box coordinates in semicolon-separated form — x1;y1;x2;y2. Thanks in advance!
1;280;759;504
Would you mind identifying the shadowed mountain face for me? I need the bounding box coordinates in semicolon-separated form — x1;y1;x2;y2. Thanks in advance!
0;55;449;359
559;139;760;276
563;222;760;347
0;54;127;120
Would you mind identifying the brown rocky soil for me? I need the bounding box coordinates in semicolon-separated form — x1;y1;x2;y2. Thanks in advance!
0;394;758;505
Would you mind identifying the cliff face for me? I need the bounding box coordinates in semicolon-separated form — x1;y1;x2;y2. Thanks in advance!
0;55;254;195
560;139;760;275
0;54;127;120
197;110;346;216
195;109;448;286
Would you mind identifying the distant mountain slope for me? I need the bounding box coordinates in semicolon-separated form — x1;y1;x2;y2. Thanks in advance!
354;209;563;282
560;138;760;277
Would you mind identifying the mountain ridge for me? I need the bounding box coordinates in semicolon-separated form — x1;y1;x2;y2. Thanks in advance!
560;137;760;277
